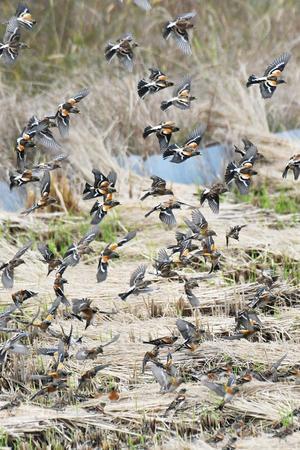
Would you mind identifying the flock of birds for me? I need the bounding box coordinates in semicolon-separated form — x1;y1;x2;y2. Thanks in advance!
0;2;299;439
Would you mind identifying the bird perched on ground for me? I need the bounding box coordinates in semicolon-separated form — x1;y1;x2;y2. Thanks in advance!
145;198;189;227
246;52;291;98
72;298;98;329
105;33;138;72
137;68;174;99
118;0;152;10
202;374;239;408
33;154;68;172
143;121;180;150
97;231;137;282
0;241;32;289
21;171;56;215
12;289;37;309
257;269;278;288
153;248;178;279
176;318;205;350
30;379;68;401
163;125;205;163
225;142;258;194
75;334;120;360
161;77;196;111
9;169;39;190
140;175;173;200
226;225;247;247
83;169;117;200
58;226;100;274
47;88;89;138
224;309;261;340
248;286;277;309
38;244;62;276
7;4;36;31
163;11;196;55
282;154;300;180
118;264;153;300
0;24;28;65
143;335;178;348
200;183;228;214
78;364;109;388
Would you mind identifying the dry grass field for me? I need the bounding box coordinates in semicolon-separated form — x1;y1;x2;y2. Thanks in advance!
0;0;300;448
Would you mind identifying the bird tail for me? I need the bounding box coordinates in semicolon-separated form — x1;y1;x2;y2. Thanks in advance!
143;126;155;139
246;74;258;87
160;100;172;111
21;204;38;216
137;79;150;99
282;165;289;179
104;43;117;62
118;290;131;301
140;191;150;201
162;147;175;159
83;182;92;195
225;161;237;185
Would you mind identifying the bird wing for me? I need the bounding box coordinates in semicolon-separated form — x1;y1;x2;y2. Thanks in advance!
176;318;195;340
160;209;176;226
130;264;146;287
264;52;291;77
40;171;51;196
38;243;54;262
184;124;206;147
117;230;137;247
13;241;32;260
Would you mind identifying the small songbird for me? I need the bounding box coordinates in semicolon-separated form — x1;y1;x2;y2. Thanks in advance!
72;298;98;329
246;52;291;98
90;198;120;225
143;121;180;150
161;77;196;111
234;138;263;161
282;154;300;180
12;289;37;309
9;169;39;190
148;360;182;393
25;116;61;151
167;229;195;256
58;226;100;274
140;175;173;200
176;318;205;350
153;248;178;279
118;264;153;300
200;183;228;214
75;334;120;360
145;198;189;227
78;364;108;388
137;68;174;99
225;143;258;194
143;335;178;348
0;24;28;64
0;331;29;361
97;231;137;282
163;12;196;55
184;209;217;241
33;154;68;172
248;286;277;309
38;243;62;276
105;33;138;72
83;169;117;200
21;171;56;215
53;273;70;306
15;119;50;169
226;225;247;247
257;268;278;289
224;309;262;340
30;379;68;401
0;241;32;289
202;374;239;407
47;89;89;138
163;125;205;163
184;278;200;308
